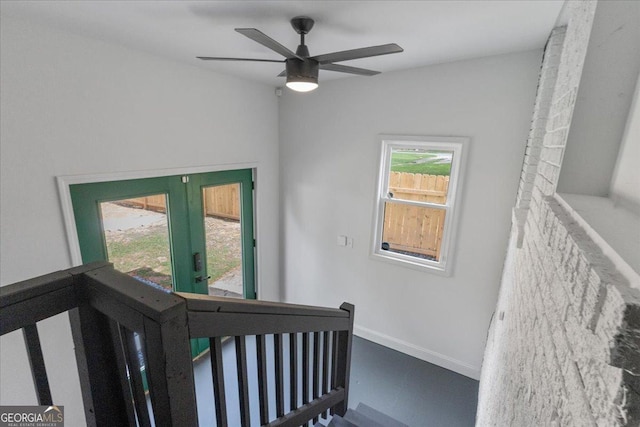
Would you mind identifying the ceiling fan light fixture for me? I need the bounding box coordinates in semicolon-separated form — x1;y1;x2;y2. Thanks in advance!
286;81;319;92
285;59;319;92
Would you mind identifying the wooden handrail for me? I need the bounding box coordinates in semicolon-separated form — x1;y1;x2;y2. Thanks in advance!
176;291;349;318
0;263;109;334
0;263;355;427
176;291;354;426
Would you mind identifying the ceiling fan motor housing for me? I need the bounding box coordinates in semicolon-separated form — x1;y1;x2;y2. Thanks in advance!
286;58;319;85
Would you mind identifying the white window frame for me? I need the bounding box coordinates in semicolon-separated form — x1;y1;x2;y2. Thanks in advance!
371;135;468;275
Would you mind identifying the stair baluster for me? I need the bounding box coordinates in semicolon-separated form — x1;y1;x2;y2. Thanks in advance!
0;263;354;427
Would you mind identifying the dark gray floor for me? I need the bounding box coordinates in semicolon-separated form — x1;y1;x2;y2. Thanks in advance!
186;335;478;426
348;337;478;427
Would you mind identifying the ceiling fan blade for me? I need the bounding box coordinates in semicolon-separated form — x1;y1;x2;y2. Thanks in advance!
277;70;287;77
312;43;403;64
235;28;302;60
197;57;284;63
320;63;380;76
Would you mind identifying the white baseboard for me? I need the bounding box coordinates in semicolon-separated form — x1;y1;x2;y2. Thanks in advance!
353;324;481;380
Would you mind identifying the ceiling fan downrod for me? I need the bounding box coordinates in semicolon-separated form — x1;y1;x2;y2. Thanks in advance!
291;16;314;58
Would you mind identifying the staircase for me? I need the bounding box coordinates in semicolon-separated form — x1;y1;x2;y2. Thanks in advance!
314;403;408;427
0;262;355;427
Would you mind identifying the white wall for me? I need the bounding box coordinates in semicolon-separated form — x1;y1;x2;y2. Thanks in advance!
279;50;542;378
558;0;640;197
0;16;279;425
611;73;640;212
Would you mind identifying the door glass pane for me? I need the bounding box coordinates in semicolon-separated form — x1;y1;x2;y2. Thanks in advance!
388;148;453;204
381;201;447;262
202;183;243;298
100;195;173;290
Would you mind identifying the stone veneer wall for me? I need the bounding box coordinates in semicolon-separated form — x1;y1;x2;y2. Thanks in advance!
477;1;640;426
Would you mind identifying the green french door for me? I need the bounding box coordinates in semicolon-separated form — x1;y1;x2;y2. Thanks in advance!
70;169;255;356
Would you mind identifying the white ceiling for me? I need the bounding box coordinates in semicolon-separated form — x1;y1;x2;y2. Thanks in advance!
1;1;565;87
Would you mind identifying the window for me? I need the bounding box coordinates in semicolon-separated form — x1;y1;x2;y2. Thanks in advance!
371;135;467;274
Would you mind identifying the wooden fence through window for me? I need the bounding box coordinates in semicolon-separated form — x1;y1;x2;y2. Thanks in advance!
384;172;449;261
123;184;241;221
119;173;448;260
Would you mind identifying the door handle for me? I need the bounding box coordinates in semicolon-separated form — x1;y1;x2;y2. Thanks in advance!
195;275;211;283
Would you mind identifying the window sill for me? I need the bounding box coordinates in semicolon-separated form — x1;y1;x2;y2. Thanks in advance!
369;251;452;277
556;193;640;288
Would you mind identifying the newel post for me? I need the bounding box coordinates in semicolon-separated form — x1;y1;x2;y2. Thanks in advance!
333;302;355;416
142;302;198;427
69;266;132;427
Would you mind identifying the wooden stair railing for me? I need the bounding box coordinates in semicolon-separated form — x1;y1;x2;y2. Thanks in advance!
0;263;355;427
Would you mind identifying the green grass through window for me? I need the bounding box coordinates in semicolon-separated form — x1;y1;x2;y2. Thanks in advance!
390;151;451;176
106;222;241;290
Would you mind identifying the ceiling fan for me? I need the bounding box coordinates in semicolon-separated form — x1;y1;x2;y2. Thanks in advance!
197;16;404;92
